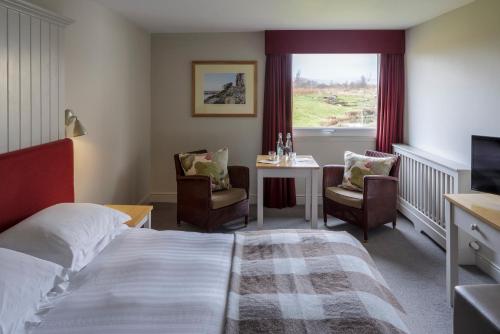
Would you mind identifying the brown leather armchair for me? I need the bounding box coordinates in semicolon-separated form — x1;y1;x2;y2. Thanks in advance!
174;150;249;231
323;150;401;242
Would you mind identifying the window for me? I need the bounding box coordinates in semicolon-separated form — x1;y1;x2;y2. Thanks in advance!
292;54;378;132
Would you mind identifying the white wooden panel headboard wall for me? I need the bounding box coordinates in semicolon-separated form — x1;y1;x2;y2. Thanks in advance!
0;0;72;154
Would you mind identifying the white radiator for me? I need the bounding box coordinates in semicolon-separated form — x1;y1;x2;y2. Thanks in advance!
393;144;471;249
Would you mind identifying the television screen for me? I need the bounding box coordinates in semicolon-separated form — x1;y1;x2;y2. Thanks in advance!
471;135;500;195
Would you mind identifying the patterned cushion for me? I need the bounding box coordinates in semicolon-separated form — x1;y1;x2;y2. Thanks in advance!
179;148;231;191
340;151;396;192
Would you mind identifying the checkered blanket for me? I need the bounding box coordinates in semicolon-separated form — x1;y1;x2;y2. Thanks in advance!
225;229;410;334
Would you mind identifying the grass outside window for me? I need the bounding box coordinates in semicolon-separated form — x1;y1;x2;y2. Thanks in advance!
292;54;379;129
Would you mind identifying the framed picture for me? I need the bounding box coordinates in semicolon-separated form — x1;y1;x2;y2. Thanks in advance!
192;61;257;117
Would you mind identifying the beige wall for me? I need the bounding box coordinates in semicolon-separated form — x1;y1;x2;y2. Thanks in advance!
405;0;500;164
150;32;375;202
406;0;500;280
151;33;265;201
28;0;151;204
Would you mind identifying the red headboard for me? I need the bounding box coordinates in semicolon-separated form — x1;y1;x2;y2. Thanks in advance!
0;139;74;232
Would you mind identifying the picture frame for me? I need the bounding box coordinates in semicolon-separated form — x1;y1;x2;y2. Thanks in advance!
192;61;257;117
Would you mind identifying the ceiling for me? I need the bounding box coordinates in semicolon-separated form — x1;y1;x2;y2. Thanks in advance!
96;0;474;33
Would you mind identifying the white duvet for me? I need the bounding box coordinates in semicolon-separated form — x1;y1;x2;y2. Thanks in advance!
29;229;234;334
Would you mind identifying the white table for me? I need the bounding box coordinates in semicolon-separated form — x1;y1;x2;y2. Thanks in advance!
445;193;500;306
256;155;320;229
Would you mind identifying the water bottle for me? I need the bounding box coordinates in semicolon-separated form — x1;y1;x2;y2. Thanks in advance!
285;133;292;157
277;133;284;158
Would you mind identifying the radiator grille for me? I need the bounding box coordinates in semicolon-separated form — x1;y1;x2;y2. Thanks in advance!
393;145;470;248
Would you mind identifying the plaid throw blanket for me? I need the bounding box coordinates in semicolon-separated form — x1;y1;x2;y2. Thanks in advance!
225;229;409;334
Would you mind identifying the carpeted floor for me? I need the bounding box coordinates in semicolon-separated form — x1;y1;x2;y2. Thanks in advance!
151;203;495;334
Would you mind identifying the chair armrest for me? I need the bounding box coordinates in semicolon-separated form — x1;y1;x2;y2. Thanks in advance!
362;176;399;225
176;175;212;210
228;165;249;198
363;175;399;207
323;165;345;194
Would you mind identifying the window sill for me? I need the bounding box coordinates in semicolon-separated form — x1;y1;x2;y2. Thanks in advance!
293;127;376;138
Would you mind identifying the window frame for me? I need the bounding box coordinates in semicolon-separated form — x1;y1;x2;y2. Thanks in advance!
293;127;376;138
292;54;380;138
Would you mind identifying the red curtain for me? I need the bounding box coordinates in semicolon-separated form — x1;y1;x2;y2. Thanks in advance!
265;30;405;55
262;54;296;208
376;54;405;153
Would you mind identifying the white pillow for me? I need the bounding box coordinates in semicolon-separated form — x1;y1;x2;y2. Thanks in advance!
0;203;130;271
0;248;66;334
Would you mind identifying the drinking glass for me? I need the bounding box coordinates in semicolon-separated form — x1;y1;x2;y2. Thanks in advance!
268;151;277;160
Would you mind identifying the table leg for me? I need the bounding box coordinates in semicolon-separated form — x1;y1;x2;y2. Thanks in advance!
305;173;311;221
257;169;264;229
446;200;458;307
145;212;152;229
311;169;319;229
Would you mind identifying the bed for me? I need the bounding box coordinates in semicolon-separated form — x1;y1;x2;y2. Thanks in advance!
0;139;409;334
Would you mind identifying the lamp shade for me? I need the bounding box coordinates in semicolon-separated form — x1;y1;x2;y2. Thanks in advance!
71;119;87;137
65;109;87;138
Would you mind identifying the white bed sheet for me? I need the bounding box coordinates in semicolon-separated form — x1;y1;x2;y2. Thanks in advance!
29;229;235;334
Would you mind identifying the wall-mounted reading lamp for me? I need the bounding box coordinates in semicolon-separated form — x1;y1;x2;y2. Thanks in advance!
65;109;87;138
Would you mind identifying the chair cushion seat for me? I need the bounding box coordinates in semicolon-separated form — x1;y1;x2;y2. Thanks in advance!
211;188;247;210
325;186;363;209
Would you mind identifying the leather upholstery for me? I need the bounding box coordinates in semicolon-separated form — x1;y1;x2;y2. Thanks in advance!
322;150;400;241
174;150;249;231
325;187;363;209
211;188;247;210
454;285;500;334
228;166;250;193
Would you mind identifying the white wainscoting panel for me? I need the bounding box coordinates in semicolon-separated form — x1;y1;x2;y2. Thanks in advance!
0;0;72;153
30;16;41;145
40;19;50;143
7;8;19;151
20;12;30;148
0;6;7;153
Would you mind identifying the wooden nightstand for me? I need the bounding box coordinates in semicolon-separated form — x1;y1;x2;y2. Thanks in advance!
106;205;153;229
